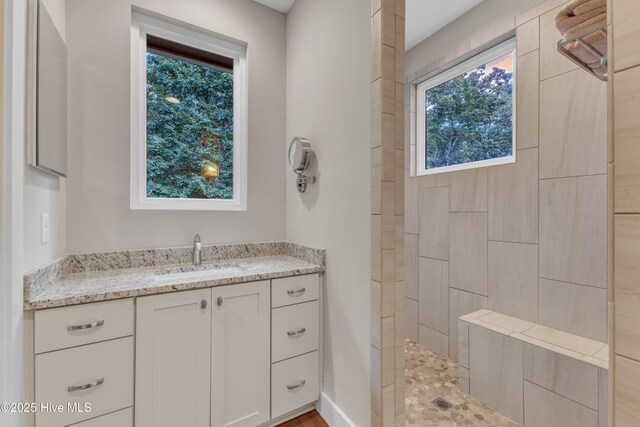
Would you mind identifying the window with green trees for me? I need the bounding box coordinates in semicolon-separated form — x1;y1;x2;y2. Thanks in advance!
146;38;234;200
131;13;247;210
416;40;516;175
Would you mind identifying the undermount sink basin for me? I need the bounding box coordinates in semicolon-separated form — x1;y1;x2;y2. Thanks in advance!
154;263;242;282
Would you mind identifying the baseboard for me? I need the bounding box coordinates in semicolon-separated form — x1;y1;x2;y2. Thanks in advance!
315;392;356;427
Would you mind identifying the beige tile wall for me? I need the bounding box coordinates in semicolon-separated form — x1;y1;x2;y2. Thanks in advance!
524;381;599;427
539;175;607;289
372;0;405;425
539;70;607;179
487;147;538;244
469;325;524;423
404;0;609;369
418;257;448;334
488;241;539;321
612;0;640;425
523;343;600;410
538;278;607;341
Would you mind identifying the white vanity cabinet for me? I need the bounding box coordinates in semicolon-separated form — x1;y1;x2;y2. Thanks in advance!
135;276;320;427
135;289;212;427
270;274;321;419
30;273;321;427
135;282;270;427
32;299;134;427
211;281;271;427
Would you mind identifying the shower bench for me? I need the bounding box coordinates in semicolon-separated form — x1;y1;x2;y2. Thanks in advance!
458;309;608;427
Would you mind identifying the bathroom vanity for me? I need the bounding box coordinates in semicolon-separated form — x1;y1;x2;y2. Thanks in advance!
23;243;325;427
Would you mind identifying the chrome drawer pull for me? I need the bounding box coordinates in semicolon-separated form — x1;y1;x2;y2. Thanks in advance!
287;288;306;297
287;327;306;337
67;377;104;392
67;320;104;331
287;380;306;391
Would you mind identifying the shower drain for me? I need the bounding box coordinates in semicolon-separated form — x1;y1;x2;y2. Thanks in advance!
431;397;453;411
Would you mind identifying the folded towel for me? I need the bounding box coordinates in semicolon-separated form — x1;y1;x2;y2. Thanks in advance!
555;0;607;76
555;0;606;36
571;0;605;15
564;10;606;37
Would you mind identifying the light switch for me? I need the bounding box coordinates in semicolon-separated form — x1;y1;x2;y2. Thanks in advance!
41;214;50;244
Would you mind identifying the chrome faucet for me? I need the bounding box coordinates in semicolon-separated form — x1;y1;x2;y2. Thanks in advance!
193;234;202;266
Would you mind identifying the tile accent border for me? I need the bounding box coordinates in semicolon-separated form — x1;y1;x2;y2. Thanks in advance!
612;0;640;424
371;0;405;425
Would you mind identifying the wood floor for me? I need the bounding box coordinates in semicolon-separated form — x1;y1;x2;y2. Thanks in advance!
277;410;328;427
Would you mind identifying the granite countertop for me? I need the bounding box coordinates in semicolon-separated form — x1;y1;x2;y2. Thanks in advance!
24;242;325;311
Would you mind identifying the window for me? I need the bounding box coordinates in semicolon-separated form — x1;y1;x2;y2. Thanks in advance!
416;39;516;175
131;12;247;210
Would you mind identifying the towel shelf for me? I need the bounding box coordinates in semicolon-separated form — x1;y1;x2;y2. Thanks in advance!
557;22;608;81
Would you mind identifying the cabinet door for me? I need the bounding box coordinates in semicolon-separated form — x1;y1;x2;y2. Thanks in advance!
211;281;270;427
135;289;211;427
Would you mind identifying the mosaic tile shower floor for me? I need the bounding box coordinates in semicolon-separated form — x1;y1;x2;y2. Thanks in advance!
404;340;520;426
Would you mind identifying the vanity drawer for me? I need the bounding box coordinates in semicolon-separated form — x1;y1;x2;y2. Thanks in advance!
272;300;319;362
271;274;319;308
35;299;134;354
271;351;319;419
69;407;133;427
35;337;134;427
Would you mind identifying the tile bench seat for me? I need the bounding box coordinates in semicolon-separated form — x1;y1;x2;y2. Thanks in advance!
458;309;609;427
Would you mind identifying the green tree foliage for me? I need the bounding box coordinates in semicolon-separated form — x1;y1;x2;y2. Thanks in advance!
146;52;234;199
425;61;513;170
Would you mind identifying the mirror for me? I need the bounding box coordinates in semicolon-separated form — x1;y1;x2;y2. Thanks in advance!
28;0;68;177
288;137;315;193
288;136;311;173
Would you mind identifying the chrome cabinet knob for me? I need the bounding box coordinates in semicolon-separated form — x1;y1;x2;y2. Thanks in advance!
287;327;306;337
287;288;306;297
287;379;306;391
67;320;104;331
68;377;104;392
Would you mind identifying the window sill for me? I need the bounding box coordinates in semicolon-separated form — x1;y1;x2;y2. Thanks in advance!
417;154;516;176
130;197;247;211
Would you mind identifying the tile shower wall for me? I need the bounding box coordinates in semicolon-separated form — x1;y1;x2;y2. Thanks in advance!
611;0;640;424
371;0;405;425
403;0;609;362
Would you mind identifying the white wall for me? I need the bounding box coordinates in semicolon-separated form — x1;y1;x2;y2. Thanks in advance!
2;0;26;424
285;1;371;425
23;171;66;271
65;0;287;253
23;0;67;272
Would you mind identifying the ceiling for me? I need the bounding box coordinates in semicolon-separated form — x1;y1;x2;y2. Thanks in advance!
252;0;295;13
405;0;483;51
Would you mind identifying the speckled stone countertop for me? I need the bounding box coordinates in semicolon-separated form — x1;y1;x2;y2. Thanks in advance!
24;242;325;310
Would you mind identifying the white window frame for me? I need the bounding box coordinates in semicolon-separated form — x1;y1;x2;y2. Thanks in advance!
416;38;517;176
130;11;248;210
